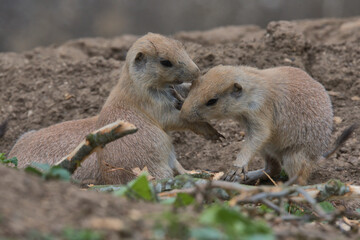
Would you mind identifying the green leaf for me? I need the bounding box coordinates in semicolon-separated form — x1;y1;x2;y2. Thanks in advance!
200;204;273;239
284;203;306;216
30;162;51;172
174;193;195;207
112;186;128;196
0;153;18;167
129;174;153;201
154;211;190;239
190;227;225;240
200;205;247;226
26;230;56;240
114;174;155;201
46;166;71;181
319;201;335;213
5;157;18;167
63;228;103;240
26;163;71;181
90;184;125;193
279;169;288;181
24;166;43;176
259;204;275;213
159;197;176;205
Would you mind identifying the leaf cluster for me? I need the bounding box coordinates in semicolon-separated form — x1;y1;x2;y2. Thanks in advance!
25;162;71;181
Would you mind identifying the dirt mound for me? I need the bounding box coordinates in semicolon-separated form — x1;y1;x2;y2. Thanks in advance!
0;165;162;239
0;17;359;238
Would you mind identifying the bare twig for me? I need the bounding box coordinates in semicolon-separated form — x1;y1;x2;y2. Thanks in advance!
157;179;360;221
262;170;278;186
261;198;282;214
295;187;330;220
159;179;360;202
55;120;137;173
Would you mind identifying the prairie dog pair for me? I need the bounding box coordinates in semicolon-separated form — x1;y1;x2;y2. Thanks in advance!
9;33;221;184
181;65;354;185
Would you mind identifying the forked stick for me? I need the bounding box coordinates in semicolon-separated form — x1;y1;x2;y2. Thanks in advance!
55;120;137;173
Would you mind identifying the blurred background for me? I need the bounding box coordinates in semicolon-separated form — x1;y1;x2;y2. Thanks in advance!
1;0;359;52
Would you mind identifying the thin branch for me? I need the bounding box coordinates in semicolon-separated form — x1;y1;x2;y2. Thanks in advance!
262;170;278;186
295;187;330;220
261;198;282;214
55;120;137;173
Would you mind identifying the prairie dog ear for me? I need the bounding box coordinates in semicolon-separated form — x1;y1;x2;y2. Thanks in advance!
134;52;146;69
231;83;243;98
135;52;145;62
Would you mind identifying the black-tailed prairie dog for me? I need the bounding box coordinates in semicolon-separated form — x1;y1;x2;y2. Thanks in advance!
95;33;222;184
9;33;221;184
180;65;355;185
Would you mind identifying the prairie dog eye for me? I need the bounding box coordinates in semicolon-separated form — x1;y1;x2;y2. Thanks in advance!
206;98;218;106
160;60;173;67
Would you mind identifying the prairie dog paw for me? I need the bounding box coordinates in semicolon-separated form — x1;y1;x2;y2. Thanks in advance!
221;166;247;182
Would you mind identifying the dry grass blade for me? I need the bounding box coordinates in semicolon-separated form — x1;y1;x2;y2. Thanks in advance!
262;170;278;186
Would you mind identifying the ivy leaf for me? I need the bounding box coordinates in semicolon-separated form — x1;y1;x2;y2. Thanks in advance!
200;204;273;239
319;201;335;213
26;163;71;181
190;227;224;240
63;228;103;240
30;162;51;172
259;204;275;213
0;153;18;167
159;197;176;205
173;193;195;207
114;174;155;201
46;166;71;181
284;203;305;216
129;174;154;201
24;166;43;176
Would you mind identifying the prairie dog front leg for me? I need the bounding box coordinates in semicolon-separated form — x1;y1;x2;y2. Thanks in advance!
234;121;271;167
223;120;271;181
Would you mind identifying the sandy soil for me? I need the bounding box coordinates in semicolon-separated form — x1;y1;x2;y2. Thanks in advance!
0;17;359;239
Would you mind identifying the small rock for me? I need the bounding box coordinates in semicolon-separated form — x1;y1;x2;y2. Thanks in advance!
64;93;74;100
327;91;341;96
351;96;360;101
86;217;125;231
333;116;342;124
27;110;33;117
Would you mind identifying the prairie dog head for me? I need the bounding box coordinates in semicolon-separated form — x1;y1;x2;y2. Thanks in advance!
126;33;200;89
181;65;267;122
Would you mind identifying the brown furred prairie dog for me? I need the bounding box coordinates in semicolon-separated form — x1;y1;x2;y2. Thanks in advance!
8;33;222;184
95;33;223;184
181;65;355;185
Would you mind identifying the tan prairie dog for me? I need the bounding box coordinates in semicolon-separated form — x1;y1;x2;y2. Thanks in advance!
9;116;99;182
181;65;356;185
95;33;223;184
8;33;221;184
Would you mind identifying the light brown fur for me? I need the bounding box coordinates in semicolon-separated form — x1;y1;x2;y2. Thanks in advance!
9;33;220;184
95;33;222;184
9;116;99;183
181;65;334;185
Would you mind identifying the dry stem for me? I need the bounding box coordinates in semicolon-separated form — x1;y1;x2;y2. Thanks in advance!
56;120;137;173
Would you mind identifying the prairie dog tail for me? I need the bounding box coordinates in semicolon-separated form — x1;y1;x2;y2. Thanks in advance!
0;119;7;138
323;123;358;158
